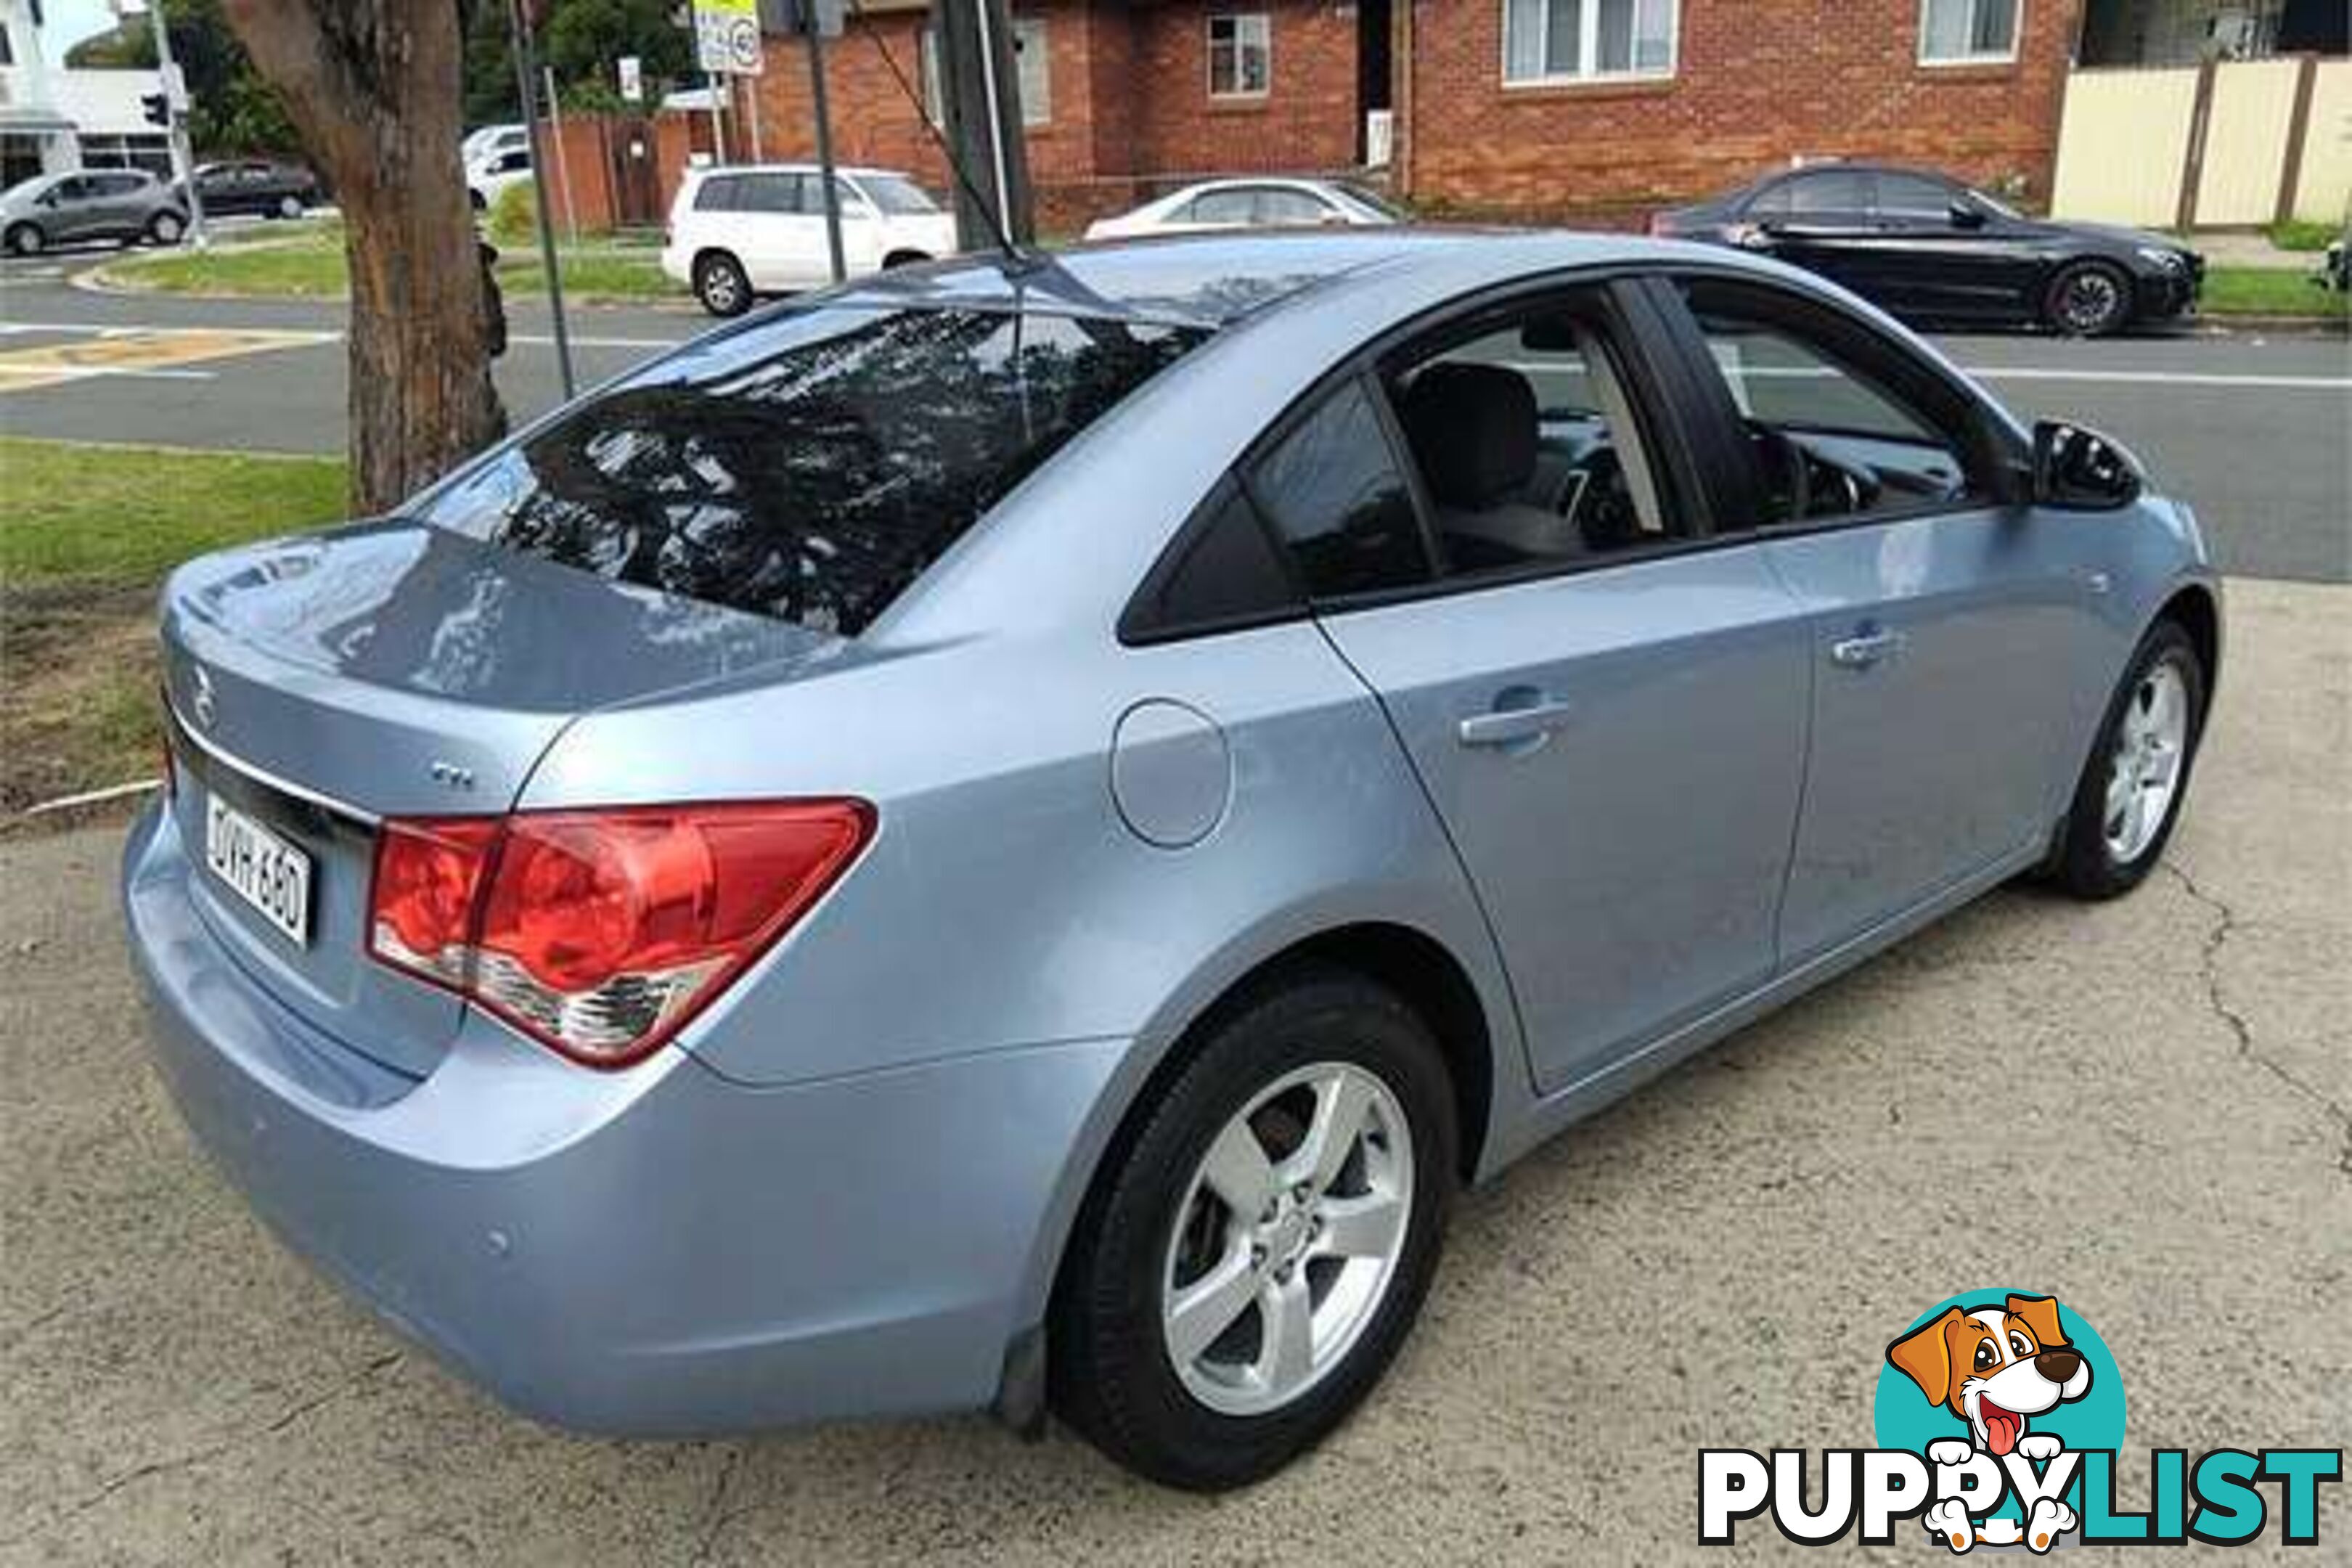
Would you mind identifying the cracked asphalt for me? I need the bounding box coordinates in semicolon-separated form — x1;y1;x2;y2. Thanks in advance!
1;579;2344;1565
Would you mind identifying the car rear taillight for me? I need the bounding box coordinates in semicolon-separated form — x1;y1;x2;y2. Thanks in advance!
367;801;873;1068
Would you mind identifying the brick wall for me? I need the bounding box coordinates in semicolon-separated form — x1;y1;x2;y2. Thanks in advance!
1405;0;2081;223
1129;0;1363;180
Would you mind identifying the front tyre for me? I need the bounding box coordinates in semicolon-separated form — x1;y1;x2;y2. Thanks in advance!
2045;259;2133;336
1050;968;1456;1490
2049;618;2206;899
693;251;751;317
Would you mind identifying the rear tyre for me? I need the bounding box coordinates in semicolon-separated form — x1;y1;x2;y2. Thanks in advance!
146;211;185;246
693;251;751;317
2048;619;2206;899
2044;259;2133;337
1050;967;1456;1490
7;222;45;257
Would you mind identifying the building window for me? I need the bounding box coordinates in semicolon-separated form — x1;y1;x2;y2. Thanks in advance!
1503;0;1677;84
920;17;1050;126
78;134;174;177
1919;0;2019;64
1208;14;1271;99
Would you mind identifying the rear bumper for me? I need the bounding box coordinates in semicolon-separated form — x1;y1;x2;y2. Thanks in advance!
122;799;1122;1436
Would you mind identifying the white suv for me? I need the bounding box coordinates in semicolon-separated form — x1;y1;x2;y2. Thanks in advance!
662;164;960;315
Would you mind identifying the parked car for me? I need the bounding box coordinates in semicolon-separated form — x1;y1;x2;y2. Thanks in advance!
661;163;958;314
0;168;188;255
2317;232;2348;293
1085;177;1404;240
1651;163;2203;335
126;232;2218;1491
466;145;533;212
186;159;321;220
462;123;528;167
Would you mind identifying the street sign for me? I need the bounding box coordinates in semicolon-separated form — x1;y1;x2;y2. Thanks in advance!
695;0;765;75
617;54;643;101
757;0;844;37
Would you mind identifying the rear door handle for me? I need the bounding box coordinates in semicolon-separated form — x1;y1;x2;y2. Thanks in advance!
1829;629;1908;669
1458;695;1577;750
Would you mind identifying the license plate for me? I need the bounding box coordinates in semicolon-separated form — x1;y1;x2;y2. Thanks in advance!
205;793;312;946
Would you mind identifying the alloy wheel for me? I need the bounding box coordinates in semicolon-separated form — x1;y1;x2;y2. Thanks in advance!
2102;657;2189;864
1161;1061;1415;1417
2056;267;2123;334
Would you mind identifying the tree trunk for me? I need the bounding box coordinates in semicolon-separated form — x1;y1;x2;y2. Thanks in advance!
221;2;506;514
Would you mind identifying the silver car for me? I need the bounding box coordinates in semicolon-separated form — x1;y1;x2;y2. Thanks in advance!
123;232;2218;1489
2;168;189;255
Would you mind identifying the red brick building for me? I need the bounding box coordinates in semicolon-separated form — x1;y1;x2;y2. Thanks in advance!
597;2;2094;232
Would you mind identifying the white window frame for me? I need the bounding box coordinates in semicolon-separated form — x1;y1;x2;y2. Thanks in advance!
1207;13;1272;100
1500;0;1680;89
920;17;1051;126
1916;0;2022;67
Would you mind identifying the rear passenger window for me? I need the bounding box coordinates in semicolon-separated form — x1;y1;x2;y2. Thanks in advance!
695;176;741;212
1120;478;1300;643
1248;379;1431;600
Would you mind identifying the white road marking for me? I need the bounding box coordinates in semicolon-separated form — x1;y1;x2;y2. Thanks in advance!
1964;367;2350;391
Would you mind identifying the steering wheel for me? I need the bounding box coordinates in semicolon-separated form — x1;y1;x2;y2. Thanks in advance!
1750;423;1811;523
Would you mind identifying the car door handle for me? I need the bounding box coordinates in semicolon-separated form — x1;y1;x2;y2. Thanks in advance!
1458;696;1577;749
1829;629;1908;669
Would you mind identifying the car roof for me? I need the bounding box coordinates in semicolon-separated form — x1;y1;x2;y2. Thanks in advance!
690;163;914;180
826;227;1684;329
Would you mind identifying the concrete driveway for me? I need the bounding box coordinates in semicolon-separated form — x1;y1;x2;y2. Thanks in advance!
1;579;2343;1565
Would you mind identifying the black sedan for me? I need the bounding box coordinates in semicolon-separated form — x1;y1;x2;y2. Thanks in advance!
1651;164;2201;336
184;160;321;221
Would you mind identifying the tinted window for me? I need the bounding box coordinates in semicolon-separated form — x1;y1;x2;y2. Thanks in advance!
1249;379;1430;599
694;175;741;211
1787;171;1870;213
1122;477;1299;642
424;306;1206;636
739;173;806;213
1875;173;1957;218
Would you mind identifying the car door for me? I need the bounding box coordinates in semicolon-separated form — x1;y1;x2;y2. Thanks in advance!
44;176;101;241
1651;271;2108;963
1247;279;1813;1095
1755;169;1879;294
1866;173;2030;322
743;171;827;290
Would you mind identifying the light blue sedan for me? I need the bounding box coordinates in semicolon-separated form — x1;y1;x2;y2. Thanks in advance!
124;231;2218;1489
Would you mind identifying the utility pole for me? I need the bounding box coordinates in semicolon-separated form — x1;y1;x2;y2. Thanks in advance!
507;0;575;398
930;0;1033;250
144;0;209;250
800;0;844;281
543;66;578;245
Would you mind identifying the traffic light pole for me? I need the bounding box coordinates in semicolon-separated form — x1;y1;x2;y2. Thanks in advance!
144;0;209;251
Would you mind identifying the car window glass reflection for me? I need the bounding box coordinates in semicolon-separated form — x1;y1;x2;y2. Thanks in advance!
424;306;1204;636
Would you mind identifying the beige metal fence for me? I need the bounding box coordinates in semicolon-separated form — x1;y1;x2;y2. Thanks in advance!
2051;55;2349;229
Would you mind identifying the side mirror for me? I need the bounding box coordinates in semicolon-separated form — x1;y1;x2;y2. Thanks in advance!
1949;200;1987;229
2032;420;2144;510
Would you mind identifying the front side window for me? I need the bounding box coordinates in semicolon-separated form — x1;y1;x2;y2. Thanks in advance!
1208;14;1272;98
1254;187;1333;224
425;306;1207;636
1503;0;1677;85
1920;0;2019;63
1249;379;1429;600
1785;169;1872;213
1185;187;1259;224
1676;278;1980;529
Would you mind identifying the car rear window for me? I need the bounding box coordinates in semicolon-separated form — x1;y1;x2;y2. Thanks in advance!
422;305;1207;636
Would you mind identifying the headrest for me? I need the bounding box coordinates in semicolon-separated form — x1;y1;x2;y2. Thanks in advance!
1397;362;1539;509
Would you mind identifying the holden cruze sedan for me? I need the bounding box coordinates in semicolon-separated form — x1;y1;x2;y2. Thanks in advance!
125;231;2218;1490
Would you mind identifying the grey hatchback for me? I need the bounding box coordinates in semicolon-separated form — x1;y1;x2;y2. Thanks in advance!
1;168;188;255
124;232;2218;1489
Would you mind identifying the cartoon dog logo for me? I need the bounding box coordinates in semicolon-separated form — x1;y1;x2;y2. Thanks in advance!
1888;1293;2092;1552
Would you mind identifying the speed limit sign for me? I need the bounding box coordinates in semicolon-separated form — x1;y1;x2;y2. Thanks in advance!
694;0;765;76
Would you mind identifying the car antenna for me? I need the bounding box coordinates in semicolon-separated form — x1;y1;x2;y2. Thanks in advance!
841;0;1036;271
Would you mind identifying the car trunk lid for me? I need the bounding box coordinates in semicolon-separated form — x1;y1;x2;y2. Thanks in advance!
160;519;843;1077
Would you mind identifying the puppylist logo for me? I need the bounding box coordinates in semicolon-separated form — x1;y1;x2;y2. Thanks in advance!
1699;1289;2340;1551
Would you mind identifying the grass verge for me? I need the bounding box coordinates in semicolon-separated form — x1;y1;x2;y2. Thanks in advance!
93;225;677;303
2265;219;2340;253
2202;264;2347;321
0;438;347;817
